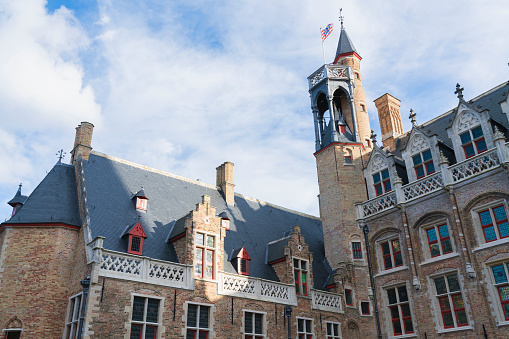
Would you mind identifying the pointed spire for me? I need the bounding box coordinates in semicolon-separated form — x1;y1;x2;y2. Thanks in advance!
333;10;361;63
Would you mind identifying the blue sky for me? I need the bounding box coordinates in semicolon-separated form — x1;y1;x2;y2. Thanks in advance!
1;0;509;221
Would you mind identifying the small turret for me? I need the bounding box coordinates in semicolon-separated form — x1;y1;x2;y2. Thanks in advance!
8;183;28;217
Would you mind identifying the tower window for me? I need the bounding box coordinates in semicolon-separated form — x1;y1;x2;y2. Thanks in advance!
460;125;487;158
360;104;366;112
339;125;346;133
354;72;360;79
373;169;391;196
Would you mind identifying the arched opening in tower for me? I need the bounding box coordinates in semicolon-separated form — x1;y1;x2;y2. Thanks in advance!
333;88;353;136
316;92;329;144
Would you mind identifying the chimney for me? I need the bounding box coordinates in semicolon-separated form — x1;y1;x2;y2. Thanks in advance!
70;122;94;164
374;94;403;152
216;162;235;205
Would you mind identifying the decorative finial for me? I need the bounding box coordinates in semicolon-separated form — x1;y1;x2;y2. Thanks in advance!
56;149;66;163
455;83;464;100
339;8;344;30
438;150;450;165
493;125;506;141
370;130;377;145
409;108;417;127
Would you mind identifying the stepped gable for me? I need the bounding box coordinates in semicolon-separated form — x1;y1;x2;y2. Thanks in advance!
83;152;331;290
2;163;81;226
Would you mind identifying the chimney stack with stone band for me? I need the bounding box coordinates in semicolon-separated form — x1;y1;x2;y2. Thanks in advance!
374;94;403;152
70;122;94;164
216;162;235;205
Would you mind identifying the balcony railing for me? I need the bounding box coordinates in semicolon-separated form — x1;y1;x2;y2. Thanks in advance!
356;144;507;220
308;65;350;89
218;272;298;305
311;289;343;313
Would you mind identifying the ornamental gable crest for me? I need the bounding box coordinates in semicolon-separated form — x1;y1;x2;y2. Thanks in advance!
371;154;388;173
410;134;429;154
456;109;480;133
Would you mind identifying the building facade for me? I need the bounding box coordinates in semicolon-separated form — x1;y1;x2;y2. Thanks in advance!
2;23;509;339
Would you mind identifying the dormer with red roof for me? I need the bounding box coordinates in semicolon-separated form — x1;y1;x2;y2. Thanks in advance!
123;221;147;255
231;246;251;275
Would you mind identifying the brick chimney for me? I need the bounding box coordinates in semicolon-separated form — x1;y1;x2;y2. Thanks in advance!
216;162;235;205
70;122;94;164
374;94;403;152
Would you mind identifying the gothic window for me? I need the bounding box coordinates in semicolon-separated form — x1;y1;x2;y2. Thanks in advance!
351;242;362;259
432;274;469;329
412;149;435;179
195;233;215;279
297;318;314;339
381;238;403;270
373;169;391;196
326;321;342;339
244;311;265;338
294;258;308;296
130;296;161;339
425;223;453;258
490;262;509;322
386;285;414;336
186;303;211;338
64;293;83;339
478;204;509;242
460;125;487;158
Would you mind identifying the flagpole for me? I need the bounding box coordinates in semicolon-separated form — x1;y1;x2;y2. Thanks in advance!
320;28;326;65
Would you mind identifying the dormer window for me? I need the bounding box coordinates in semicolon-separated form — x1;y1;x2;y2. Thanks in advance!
136;198;147;211
339;125;346;133
412;149;435;179
373;169;391;196
219;212;230;231
460;125;487;158
125;222;147;255
231;247;251;276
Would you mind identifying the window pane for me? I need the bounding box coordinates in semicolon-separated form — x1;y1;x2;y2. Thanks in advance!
384;180;392;192
390;306;400;320
294;258;299;268
254;313;263;334
439;297;451;311
206;250;213;264
196;233;204;245
146;299;159;323
68;298;76;322
131;236;141;252
206;235;215;248
426;161;435;174
404;319;414;333
387;288;397;304
132;297;145;321
480;211;493;226
375;184;383;196
412;154;422;166
384;256;393;269
333;323;339;335
443;313;454;328
499;286;509;301
422;149;432;161
427;228;437;242
393;321;402;335
392;240;400;252
298;319;304;332
382;169;390;180
187;304;197;327
199;306;209;329
434;277;447;295
442;239;453;254
345;289;352;305
456;310;468;326
472;126;483;139
198;331;207;339
401;304;411;317
398;286;408;302
245;312;253;333
196;248;203;261
476;138;487;152
361;302;370;314
430;243;441;257
344;156;352;164
447;275;460;292
130;324;142;339
499;222;509;238
382;242;390;255
240;259;247;273
493;265;509;283
301;261;307;271
484;226;497;242
460;131;471;145
186;330;196;339
306;320;312;333
415;166;425;178
494;206;507;221
394;253;403;267
465;144;475;157
145;326;157;339
373;173;381;184
503;304;509;321
327;323;332;335
438;225;449;238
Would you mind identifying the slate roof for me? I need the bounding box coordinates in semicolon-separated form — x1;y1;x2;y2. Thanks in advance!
335;28;360;61
82;152;332;290
2;163;81;226
390;81;509;159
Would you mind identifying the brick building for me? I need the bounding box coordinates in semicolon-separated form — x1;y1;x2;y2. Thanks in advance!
1;23;509;339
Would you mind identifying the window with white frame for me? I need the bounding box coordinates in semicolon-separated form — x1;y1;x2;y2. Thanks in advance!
460;125;487;158
386;285;414;336
64;293;83;339
380;238;403;270
244;311;265;338
360;301;371;316
195;232;215;279
4;330;21;339
186;303;211;339
297;318;314;339
490;262;509;322
412;149;435;179
130;296;161;339
373;168;391;196
294;258;309;296
432;274;468;329
326;321;341;339
477;203;509;243
344;288;353;307
425;223;453;258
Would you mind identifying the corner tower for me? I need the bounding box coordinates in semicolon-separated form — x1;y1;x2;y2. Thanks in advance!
309;23;371;269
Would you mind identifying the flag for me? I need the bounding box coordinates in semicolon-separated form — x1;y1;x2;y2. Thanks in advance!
321;23;333;41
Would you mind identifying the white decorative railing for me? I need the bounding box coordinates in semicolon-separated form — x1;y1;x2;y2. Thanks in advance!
97;248;194;290
311;289;343;313
358;192;397;218
450;149;500;183
218;272;297;305
308;65;350;89
402;172;443;201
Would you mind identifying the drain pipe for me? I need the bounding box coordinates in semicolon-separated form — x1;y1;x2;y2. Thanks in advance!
77;275;91;339
363;224;383;339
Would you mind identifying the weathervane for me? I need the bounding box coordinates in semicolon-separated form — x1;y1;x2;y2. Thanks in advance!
409;108;417;127
455;83;464;100
56;149;66;163
370;130;377;145
339;8;344;30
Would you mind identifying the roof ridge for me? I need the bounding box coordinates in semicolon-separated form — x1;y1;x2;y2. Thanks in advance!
90;151;321;221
